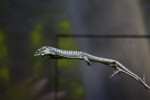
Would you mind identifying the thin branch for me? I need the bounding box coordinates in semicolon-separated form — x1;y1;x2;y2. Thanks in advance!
108;63;150;90
110;68;121;78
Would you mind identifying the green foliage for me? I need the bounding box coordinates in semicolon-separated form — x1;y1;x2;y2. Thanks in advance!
71;81;84;100
58;20;72;34
30;24;43;46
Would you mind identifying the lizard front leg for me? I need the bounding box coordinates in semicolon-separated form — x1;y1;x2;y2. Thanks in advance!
83;56;93;66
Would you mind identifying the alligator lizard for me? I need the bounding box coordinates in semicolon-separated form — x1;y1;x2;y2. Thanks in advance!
34;46;150;90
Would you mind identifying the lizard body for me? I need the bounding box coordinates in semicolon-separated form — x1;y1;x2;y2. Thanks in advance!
34;46;115;65
34;46;150;89
34;46;138;78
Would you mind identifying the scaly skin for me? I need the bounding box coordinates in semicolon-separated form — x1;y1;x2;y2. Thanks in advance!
34;46;138;78
34;46;150;89
34;46;115;65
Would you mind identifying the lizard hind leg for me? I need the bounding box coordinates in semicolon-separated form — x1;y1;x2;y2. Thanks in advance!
83;56;93;66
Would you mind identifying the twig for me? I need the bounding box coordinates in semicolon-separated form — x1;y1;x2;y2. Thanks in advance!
109;63;150;90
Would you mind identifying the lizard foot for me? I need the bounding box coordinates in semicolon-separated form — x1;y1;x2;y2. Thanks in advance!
83;56;93;66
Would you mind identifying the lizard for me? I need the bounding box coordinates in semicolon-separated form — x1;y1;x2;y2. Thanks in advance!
34;46;150;90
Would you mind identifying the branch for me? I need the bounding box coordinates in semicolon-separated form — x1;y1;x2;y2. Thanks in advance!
108;62;150;90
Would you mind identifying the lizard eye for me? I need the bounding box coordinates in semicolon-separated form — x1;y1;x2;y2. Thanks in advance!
37;49;40;52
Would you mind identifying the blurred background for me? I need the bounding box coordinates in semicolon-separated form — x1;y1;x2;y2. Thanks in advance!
1;0;150;100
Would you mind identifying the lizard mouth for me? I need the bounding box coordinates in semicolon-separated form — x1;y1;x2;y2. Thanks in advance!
34;54;40;56
34;53;44;56
34;52;48;56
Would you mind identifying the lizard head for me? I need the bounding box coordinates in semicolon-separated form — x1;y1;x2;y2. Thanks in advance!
34;46;55;57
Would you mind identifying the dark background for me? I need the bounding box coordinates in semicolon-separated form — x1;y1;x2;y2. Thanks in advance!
0;0;150;100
